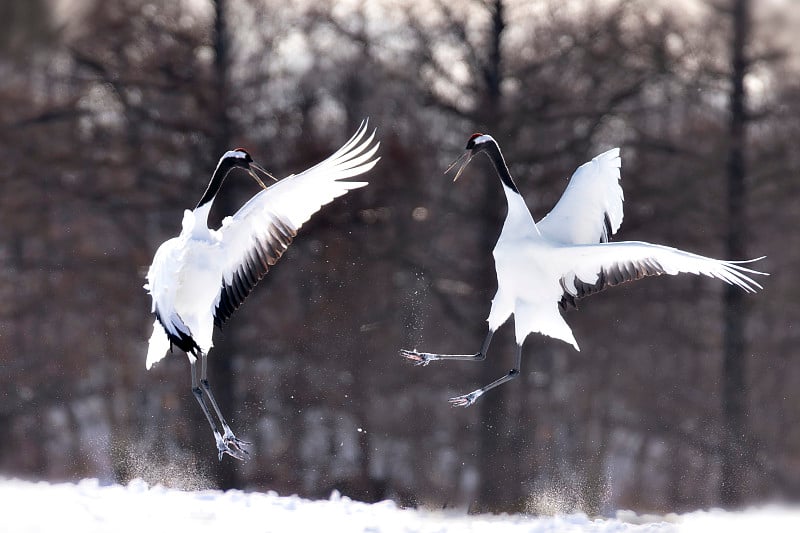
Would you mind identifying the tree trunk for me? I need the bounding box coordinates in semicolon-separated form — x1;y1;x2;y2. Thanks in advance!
720;0;750;508
206;0;238;490
474;0;528;514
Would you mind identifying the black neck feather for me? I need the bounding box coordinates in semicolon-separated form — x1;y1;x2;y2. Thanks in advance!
481;141;519;194
196;157;246;209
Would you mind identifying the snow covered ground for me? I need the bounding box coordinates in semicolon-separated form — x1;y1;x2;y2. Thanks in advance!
1;478;798;533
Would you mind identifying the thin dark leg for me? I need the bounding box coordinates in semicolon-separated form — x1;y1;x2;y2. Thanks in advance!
190;358;229;459
400;330;494;366
199;354;249;460
449;343;523;407
199;353;232;433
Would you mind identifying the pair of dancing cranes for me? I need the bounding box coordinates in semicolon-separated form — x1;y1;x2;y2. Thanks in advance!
144;122;765;460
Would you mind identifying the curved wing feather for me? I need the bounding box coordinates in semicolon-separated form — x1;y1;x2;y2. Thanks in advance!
537;148;623;245
552;241;766;311
213;121;380;326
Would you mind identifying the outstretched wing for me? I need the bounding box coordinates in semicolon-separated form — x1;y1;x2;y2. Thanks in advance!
213;121;380;326
552;240;766;311
536;148;623;245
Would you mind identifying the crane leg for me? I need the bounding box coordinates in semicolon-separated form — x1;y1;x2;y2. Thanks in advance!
190;357;248;461
198;353;250;460
400;330;494;366
448;343;523;407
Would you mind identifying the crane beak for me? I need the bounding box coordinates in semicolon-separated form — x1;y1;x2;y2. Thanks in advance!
445;150;473;182
248;162;277;190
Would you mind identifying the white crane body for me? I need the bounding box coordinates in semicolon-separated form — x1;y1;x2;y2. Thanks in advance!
144;122;380;458
403;134;766;407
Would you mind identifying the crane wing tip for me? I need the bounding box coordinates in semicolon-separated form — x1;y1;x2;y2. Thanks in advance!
594;147;620;161
731;255;767;266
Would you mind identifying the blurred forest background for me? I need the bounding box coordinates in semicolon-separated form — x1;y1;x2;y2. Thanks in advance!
1;0;799;516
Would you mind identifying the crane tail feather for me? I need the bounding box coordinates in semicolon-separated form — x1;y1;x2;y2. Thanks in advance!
146;321;172;370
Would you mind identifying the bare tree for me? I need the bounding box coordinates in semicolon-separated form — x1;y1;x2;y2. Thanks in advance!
720;0;751;507
1;0;798;514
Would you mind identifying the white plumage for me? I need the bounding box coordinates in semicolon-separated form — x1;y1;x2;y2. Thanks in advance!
536;147;623;244
144;121;379;459
402;133;766;407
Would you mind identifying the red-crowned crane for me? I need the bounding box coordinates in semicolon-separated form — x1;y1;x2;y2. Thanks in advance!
145;121;379;459
402;133;766;407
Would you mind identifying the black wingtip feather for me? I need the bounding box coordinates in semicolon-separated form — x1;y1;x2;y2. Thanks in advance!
558;258;666;312
601;213;613;243
213;214;299;327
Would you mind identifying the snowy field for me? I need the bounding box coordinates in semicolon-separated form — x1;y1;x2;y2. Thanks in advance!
2;478;799;533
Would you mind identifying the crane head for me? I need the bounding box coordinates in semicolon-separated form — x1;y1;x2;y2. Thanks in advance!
446;133;495;182
222;148;277;189
464;133;494;150
230;147;253;162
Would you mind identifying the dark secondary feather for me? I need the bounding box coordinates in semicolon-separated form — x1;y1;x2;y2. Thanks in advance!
600;213;614;243
155;308;202;356
559;257;665;311
214;214;298;327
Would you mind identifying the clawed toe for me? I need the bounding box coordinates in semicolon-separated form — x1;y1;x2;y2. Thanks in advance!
399;348;421;361
215;431;250;461
228;435;251;448
449;392;479;407
223;428;251;448
400;349;433;366
218;441;249;461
